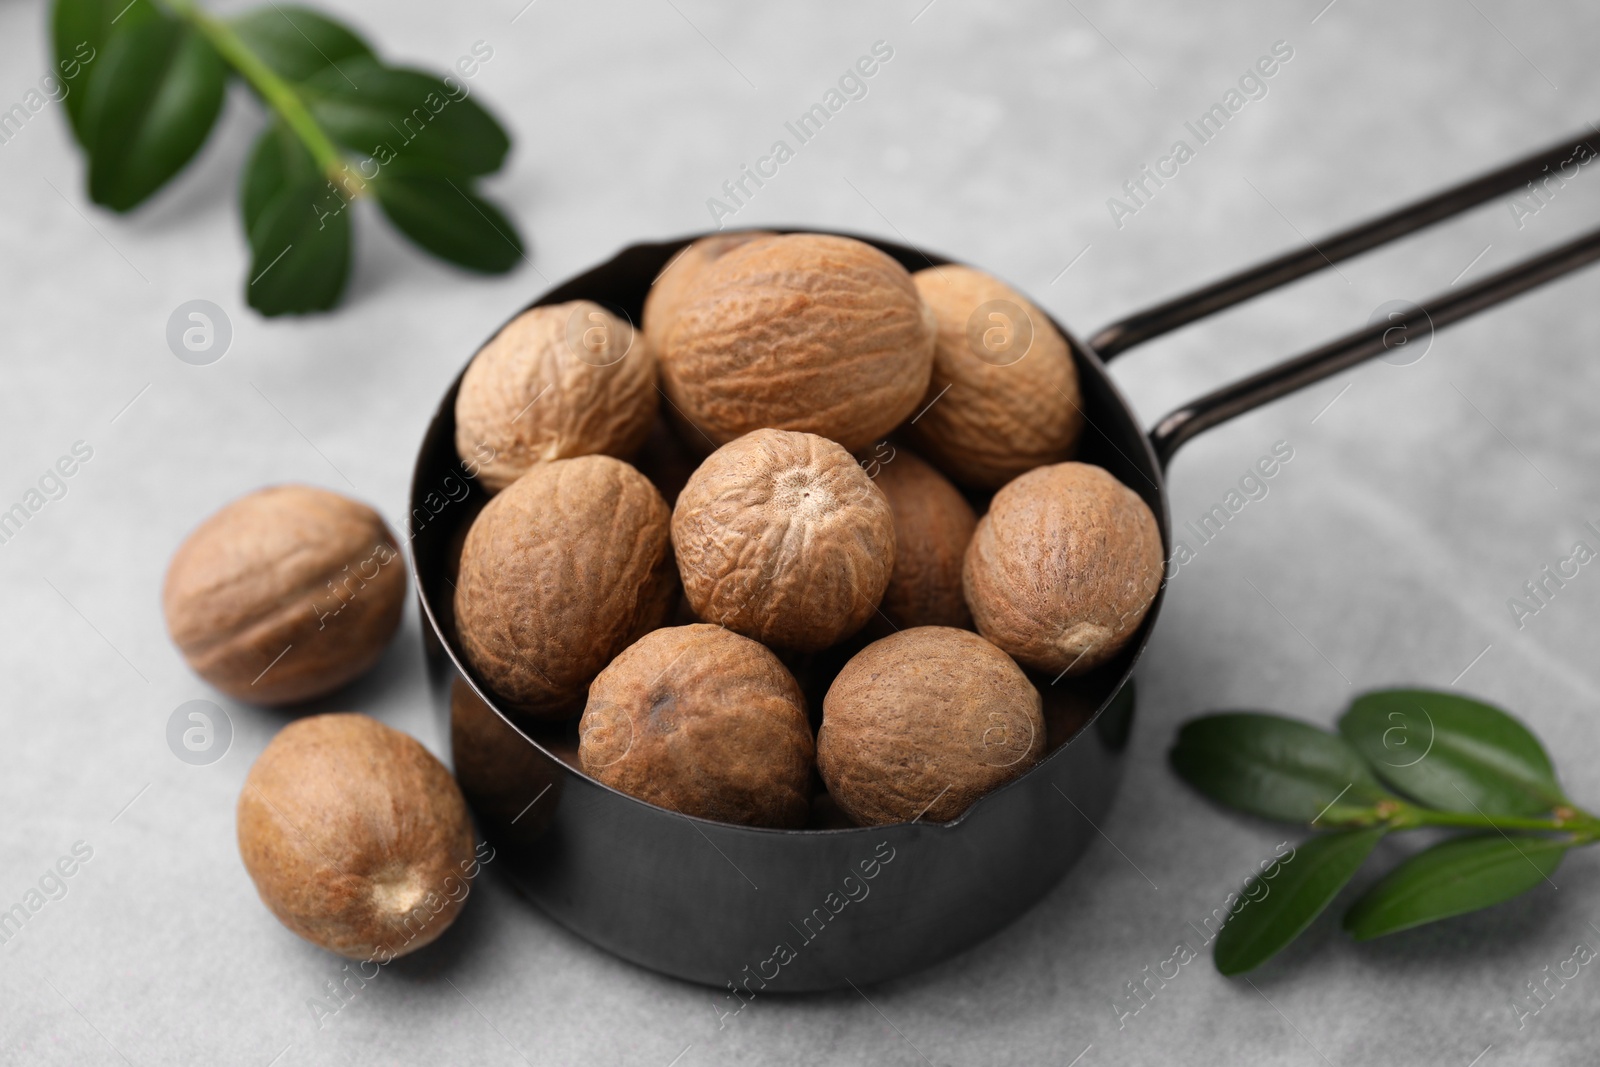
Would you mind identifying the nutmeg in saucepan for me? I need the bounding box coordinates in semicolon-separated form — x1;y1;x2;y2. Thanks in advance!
818;627;1045;825
907;265;1084;489
964;462;1162;676
455;301;657;493
579;624;814;828
454;455;676;719
656;233;936;450
672;429;894;651
872;449;977;630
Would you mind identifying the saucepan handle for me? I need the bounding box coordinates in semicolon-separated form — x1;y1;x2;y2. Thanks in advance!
1084;129;1600;469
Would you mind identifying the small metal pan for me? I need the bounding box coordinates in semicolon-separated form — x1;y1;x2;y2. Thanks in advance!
409;130;1600;993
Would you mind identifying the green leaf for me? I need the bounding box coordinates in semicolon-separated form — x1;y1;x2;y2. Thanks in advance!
302;56;510;176
81;17;226;211
1339;689;1566;818
241;121;318;236
226;5;372;83
246;176;351;315
1170;713;1396;825
372;170;522;273
53;0;160;146
1213;828;1386;976
1344;833;1568;940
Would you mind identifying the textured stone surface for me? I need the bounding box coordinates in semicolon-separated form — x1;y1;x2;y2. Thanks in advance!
5;1;1600;1064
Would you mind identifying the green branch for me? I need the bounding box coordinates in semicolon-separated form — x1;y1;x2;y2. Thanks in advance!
1387;802;1600;838
162;0;347;182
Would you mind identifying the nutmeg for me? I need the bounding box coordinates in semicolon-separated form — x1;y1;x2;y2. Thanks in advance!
872;449;976;630
236;713;477;960
963;462;1162;676
162;485;406;706
672;429;894;651
455;300;657;493
906;265;1084;488
817;627;1045;825
656;233;936;450
454;455;676;719
642;231;772;360
579;624;813;827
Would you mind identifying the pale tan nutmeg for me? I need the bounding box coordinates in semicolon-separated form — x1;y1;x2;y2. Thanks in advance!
454;455;676;719
455;300;657;493
963;462;1163;676
672;429;895;652
162;485;406;706
641;231;772;360
579;624;814;828
817;627;1045;826
236;713;478;961
657;233;937;451
906;265;1084;489
872;449;977;630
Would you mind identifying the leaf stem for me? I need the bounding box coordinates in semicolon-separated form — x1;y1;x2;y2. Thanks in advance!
160;0;346;181
1386;802;1600;838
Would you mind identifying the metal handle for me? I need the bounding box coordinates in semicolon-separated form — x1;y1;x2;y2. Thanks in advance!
1148;225;1600;465
1084;127;1600;468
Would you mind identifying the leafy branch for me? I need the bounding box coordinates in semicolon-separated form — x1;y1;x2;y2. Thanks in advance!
52;0;523;315
1170;689;1596;975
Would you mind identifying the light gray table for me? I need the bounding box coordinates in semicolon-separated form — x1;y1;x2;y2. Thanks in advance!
5;1;1599;1063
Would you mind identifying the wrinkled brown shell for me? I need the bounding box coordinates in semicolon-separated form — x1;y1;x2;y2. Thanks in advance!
236;713;477;960
162;485;406;706
454;455;676;718
964;462;1162;675
579;624;814;828
455;300;657;492
906;265;1084;488
642;231;773;361
817;627;1045;825
672;429;895;651
657;233;937;451
873;449;977;629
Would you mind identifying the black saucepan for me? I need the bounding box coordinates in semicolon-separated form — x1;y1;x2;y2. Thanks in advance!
408;130;1600;992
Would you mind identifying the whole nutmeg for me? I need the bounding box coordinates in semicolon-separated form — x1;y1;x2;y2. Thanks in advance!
642;231;772;360
579;624;813;828
163;485;406;706
906;265;1084;488
237;713;478;961
657;233;936;450
672;429;895;651
455;300;657;493
872;449;977;630
454;455;676;719
964;462;1163;676
817;627;1045;825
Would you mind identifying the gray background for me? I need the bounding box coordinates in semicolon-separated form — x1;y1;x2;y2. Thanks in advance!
3;0;1599;1063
